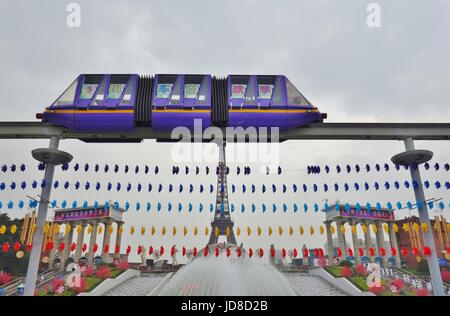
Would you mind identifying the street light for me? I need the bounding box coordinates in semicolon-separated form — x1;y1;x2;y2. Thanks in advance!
23;137;72;296
391;138;445;296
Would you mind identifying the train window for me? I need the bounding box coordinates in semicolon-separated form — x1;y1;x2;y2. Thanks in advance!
108;75;129;99
120;79;134;105
156;84;173;98
184;75;204;99
257;76;276;100
286;78;309;105
272;77;283;104
231;76;249;99
196;77;209;104
79;75;102;99
52;79;77;106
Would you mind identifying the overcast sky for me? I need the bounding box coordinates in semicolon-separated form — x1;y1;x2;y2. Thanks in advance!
0;1;449;263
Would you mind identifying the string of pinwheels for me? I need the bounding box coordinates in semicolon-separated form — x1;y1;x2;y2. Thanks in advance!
0;198;448;213
0;179;449;194
307;162;449;175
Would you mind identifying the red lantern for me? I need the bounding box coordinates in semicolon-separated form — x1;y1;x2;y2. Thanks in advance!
348;248;353;257
446;247;450;255
226;248;231;257
215;247;219;257
358;248;364;257
271;248;276;258
380;247;386;257
104;244;109;254
81;243;87;253
59;242;65;252
114;244;120;254
137;245;142;255
336;247;342;257
70;242;76;252
293;248;298;258
182;247;186;256
204;247;208;257
26;244;32;252
171;246;175;257
391;247;397;256
412;247;419;256
369;247;375;257
319;248;324;257
126;245;131;255
259;248;264;257
401;247;408;256
149;246;153;255
303;248;309;258
314;248;319;257
282;248;286;258
193;247;198;257
237;247;242;257
423;246;431;256
45;241;54;251
93;243;98;253
249;248;253;258
13;242;21;252
160;246;164;256
2;242;10;253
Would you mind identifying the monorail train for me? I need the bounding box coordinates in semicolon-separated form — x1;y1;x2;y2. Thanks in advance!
38;74;326;132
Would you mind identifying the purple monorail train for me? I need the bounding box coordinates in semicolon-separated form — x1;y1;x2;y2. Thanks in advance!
37;74;326;132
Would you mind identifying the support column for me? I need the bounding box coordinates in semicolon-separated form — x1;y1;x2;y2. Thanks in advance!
102;221;112;263
363;220;373;262
325;221;334;263
114;223;123;259
375;222;387;267
24;137;59;296
59;224;74;271
388;222;401;268
48;233;61;269
87;221;99;265
74;222;86;263
404;138;445;296
336;220;348;258
351;221;361;264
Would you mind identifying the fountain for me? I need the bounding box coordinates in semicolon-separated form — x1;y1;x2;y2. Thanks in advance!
152;244;299;296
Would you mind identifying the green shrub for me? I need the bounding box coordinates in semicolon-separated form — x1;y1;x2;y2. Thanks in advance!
339;260;353;267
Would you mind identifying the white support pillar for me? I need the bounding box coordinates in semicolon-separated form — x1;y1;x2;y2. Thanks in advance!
336;220;348;258
351;221;361;264
114;223;123;259
87;221;99;265
363;220;373;262
388;222;401;268
102;221;112;263
375;222;387;267
325;221;334;263
59;224;74;271
74;222;86;263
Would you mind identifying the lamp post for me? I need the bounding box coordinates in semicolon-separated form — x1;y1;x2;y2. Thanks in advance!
391;137;445;296
23;137;72;296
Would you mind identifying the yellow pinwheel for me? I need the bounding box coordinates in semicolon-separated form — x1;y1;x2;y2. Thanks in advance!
151;226;156;236
340;225;346;234
402;223;409;232
289;226;294;236
421;223;429;233
43;223;50;235
194;226;198;236
65;224;71;235
87;224;93;234
299;226;304;236
237;227;241;236
98;225;103;234
392;223;399;233
0;225;6;234
130;226;135;235
76;224;82;234
371;224;377;234
10;225;17;234
162;226;166;236
141;226;146;236
309;226;314;236
226;227;230;237
257;226;262;236
413;223;419;233
173;226;177;236
215;227;219;237
118;225;123;235
278;226;283;236
330;225;336;234
204;227;209;236
351;225;356;235
108;225;113;235
183;226;188;236
268;226;273;236
247;226;251;236
319;225;325;235
382;223;389;233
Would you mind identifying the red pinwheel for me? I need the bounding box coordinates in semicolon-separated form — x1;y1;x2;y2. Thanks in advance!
13;241;21;252
348;248;354;257
26;244;32;252
314;248;319;257
259;248;264;258
319;248;324;257
369;247;375;257
81;243;86;253
401;247;408;256
423;246;431;256
303;248;309;258
380;247;386;257
193;247;198;257
237;247;242;257
149;246;153;255
390;247;397;256
104;244;109;254
293;248;298;258
226;248;231;257
204;247;209;257
137;245;142;255
358;248;364;257
271;248;276;258
70;242;76;252
282;248;286;258
126;245;131;255
160;246;164;256
182;247;186;256
45;241;54;251
412;247;419;256
93;243;98;253
171;246;176;257
249;248;253;258
114;244;120;254
215;247;219;257
59;242;65;252
2;242;10;253
336;247;342;257
446;247;450;255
